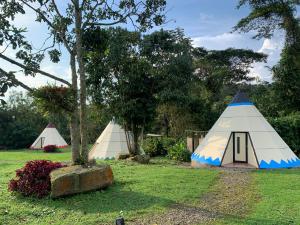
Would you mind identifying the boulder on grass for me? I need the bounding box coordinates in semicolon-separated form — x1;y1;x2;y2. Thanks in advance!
129;155;150;164
50;164;113;198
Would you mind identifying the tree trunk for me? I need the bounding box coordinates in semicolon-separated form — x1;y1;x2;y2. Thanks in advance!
70;54;80;164
124;124;133;155
74;0;88;164
132;124;139;155
163;113;170;137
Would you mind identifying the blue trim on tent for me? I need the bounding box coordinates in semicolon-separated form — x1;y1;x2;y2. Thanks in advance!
259;158;300;169
191;153;221;166
228;102;254;106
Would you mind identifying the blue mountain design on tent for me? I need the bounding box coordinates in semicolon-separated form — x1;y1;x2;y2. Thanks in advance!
191;153;221;166
191;91;300;169
259;158;300;169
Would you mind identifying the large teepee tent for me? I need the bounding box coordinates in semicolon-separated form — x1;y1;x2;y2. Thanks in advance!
89;121;131;159
30;124;68;149
191;92;300;169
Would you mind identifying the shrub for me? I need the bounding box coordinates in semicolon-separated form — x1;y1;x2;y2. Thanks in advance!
43;145;58;153
167;140;191;162
143;138;166;157
143;137;179;157
8;160;64;198
161;137;176;151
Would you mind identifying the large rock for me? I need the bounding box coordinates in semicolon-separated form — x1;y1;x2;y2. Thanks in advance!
50;164;113;198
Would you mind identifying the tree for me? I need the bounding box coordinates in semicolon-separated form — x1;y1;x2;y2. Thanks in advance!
182;47;267;133
140;29;195;136
234;0;300;112
86;28;157;155
110;57;157;155
0;0;166;164
0;92;47;149
193;47;267;96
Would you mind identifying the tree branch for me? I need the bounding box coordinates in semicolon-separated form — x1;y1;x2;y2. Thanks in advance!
0;53;71;86
0;68;33;92
51;0;63;18
84;14;131;27
20;0;73;54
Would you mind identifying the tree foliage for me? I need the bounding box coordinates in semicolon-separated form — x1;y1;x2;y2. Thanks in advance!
0;92;46;149
234;0;300;43
235;0;300;113
30;85;76;115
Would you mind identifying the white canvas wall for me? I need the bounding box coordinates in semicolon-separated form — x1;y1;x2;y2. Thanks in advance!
31;125;68;149
89;121;131;159
192;103;300;169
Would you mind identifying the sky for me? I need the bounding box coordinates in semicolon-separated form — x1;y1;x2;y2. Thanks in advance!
3;0;286;98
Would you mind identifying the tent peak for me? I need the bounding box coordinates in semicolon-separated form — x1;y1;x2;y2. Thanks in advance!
46;123;56;128
228;91;253;106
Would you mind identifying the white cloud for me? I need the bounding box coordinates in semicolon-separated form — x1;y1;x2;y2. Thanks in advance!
250;35;284;82
192;32;261;50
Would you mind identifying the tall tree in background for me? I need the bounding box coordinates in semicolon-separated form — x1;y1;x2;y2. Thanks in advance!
0;0;166;164
189;47;266;131
86;28;158;155
0;92;46;149
141;29;194;136
234;0;300;112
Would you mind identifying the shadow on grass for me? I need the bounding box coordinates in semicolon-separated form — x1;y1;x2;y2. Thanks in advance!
14;180;175;214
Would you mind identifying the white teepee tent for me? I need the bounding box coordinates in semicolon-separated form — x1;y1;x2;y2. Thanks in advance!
191;92;300;169
30;124;68;149
89;121;131;159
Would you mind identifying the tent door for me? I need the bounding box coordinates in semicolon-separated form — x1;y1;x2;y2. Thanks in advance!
233;132;248;163
36;137;45;149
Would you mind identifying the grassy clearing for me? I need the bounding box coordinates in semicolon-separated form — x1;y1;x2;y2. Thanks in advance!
217;169;300;225
1;149;299;225
0;149;218;225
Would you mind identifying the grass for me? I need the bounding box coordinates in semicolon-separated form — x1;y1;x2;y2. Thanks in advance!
246;169;300;225
216;169;300;225
0;148;218;225
0;148;299;225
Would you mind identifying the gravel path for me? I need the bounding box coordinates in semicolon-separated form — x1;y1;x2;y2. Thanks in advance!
130;168;256;225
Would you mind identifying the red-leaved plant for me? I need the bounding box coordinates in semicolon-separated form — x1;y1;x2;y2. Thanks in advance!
43;145;57;153
8;160;64;198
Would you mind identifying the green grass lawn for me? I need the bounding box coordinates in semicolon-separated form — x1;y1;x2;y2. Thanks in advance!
246;169;300;225
0;148;218;225
216;169;300;225
0;148;299;225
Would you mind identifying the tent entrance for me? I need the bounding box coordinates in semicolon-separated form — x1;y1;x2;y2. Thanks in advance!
233;132;248;163
221;132;259;168
34;137;45;149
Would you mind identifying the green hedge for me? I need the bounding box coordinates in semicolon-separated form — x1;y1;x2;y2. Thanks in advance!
268;112;300;156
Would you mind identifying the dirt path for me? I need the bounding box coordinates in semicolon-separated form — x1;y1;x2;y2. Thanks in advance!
130;168;257;225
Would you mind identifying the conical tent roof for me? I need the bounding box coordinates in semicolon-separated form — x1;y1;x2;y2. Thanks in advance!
89;121;131;159
191;92;300;169
30;123;68;149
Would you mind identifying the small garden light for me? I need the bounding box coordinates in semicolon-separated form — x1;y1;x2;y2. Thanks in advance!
116;211;125;225
115;217;125;225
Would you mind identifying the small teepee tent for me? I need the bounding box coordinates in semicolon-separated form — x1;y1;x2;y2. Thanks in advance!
89;121;131;159
30;124;68;149
191;91;300;169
